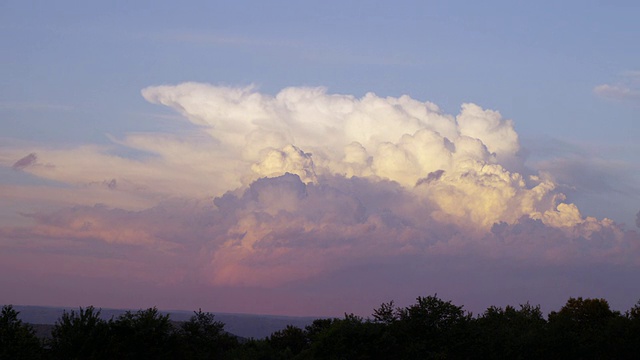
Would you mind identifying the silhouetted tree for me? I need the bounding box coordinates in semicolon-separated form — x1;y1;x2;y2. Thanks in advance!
609;299;640;359
547;297;623;359
307;314;391;360
7;294;640;360
178;309;238;359
48;306;110;360
224;338;274;360
393;295;473;359
268;324;308;357
472;303;546;359
109;307;179;360
0;305;42;360
372;301;397;325
305;318;333;340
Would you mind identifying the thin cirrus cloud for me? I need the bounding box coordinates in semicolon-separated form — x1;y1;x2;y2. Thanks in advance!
2;83;640;313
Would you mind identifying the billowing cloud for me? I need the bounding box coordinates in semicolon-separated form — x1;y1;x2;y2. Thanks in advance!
2;83;640;315
251;145;317;183
4;172;637;290
137;83;598;230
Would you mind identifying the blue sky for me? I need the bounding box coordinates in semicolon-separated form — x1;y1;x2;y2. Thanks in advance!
1;1;639;315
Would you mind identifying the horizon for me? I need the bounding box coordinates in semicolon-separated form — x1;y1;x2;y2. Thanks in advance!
9;291;640;321
11;303;321;320
1;1;639;318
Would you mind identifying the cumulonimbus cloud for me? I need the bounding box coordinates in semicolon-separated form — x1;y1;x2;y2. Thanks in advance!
2;83;638;289
140;83;585;229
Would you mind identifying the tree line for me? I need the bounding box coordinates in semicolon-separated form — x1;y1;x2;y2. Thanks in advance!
2;295;640;359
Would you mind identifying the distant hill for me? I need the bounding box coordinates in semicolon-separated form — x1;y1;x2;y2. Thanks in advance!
13;305;318;339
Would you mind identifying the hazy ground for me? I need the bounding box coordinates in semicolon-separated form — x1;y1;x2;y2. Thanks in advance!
14;305;317;339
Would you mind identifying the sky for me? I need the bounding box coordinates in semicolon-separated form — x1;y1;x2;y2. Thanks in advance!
1;0;640;317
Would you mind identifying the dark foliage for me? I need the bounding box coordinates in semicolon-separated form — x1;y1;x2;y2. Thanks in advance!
47;306;238;360
546;297;628;359
108;307;181;360
49;306;110;360
0;305;42;360
178;309;239;359
5;295;640;359
472;303;546;359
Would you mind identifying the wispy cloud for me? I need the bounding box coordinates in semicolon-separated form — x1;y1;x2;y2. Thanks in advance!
532;142;639;195
594;71;640;103
593;84;640;101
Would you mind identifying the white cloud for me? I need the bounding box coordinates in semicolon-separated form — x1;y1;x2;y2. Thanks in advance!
593;84;640;101
251;144;317;184
4;83;638;290
1;83;602;231
594;71;640;102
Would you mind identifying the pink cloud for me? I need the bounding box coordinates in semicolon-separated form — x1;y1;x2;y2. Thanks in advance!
4;173;638;298
2;84;640;316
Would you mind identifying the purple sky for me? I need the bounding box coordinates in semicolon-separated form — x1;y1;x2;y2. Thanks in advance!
1;1;639;317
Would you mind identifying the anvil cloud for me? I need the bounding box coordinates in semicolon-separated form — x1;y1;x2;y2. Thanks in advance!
1;83;639;315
